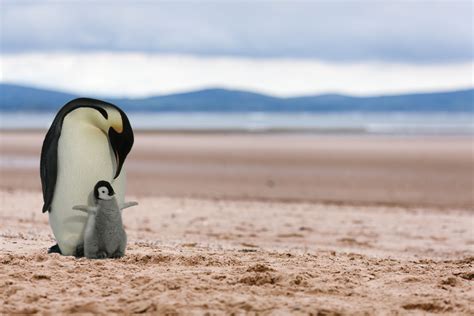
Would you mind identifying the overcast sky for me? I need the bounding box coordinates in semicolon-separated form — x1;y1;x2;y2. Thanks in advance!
1;0;473;97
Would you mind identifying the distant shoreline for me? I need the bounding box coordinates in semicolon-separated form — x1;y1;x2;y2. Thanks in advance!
2;128;474;137
1;111;472;135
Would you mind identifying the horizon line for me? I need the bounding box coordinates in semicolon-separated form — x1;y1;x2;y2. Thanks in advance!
2;81;473;100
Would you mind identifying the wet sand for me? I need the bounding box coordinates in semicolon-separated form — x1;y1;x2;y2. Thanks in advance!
1;132;473;314
1;132;473;209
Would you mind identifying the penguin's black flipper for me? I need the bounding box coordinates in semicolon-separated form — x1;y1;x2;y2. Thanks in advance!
47;243;62;254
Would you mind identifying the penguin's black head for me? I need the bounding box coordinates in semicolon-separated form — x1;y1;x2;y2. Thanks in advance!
94;180;115;201
108;108;134;179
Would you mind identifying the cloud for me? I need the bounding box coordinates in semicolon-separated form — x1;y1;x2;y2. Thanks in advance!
1;1;472;63
1;52;472;97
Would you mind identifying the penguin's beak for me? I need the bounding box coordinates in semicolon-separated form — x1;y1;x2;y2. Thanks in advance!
108;112;134;179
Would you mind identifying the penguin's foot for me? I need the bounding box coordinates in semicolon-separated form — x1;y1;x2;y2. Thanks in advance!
47;243;62;255
110;251;124;259
75;244;85;258
96;251;108;259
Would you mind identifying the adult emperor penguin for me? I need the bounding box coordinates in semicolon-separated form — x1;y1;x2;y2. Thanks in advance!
40;98;134;256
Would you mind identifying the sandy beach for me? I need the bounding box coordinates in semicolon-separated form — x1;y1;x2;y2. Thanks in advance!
1;131;473;314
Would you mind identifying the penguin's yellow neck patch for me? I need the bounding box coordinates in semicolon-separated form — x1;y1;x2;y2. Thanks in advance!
105;107;123;133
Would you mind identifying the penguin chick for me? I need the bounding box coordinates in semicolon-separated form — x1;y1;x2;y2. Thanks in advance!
73;180;137;259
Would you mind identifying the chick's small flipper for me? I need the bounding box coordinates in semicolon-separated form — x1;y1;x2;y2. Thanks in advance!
120;201;138;210
73;205;99;214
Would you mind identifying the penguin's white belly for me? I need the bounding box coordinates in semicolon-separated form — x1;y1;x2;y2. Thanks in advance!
49;122;126;255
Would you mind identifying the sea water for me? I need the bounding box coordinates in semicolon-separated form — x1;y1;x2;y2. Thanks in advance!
0;112;472;135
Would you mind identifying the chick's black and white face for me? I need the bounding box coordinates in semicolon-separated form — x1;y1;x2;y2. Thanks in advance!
94;180;115;201
97;186;113;200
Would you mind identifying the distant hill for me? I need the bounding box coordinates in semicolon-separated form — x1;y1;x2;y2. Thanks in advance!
0;84;77;111
1;83;472;112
